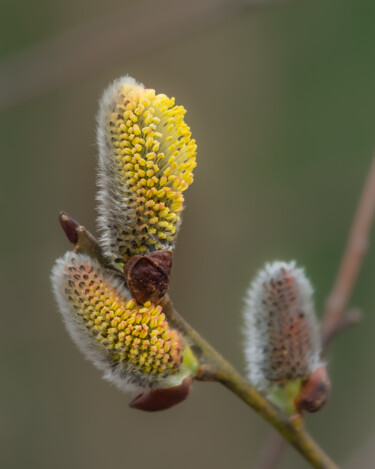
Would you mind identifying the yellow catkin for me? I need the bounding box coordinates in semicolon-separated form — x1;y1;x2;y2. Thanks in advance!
62;254;183;377
98;77;197;262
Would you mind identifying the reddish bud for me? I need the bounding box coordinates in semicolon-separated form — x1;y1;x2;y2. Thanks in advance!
59;212;80;244
295;366;331;413
130;377;192;412
124;250;173;304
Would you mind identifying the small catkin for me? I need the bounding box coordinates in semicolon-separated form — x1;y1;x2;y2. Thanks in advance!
51;251;194;392
244;261;322;393
96;76;197;264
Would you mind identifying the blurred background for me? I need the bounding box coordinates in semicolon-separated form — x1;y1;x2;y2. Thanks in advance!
1;0;375;467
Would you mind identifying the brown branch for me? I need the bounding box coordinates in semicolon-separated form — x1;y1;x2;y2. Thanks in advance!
58;151;375;469
161;296;338;469
58;214;338;468
322;154;375;340
257;154;375;469
321;308;361;355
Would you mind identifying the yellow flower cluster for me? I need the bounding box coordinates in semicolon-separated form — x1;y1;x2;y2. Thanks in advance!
97;77;197;262
53;77;200;396
59;252;184;378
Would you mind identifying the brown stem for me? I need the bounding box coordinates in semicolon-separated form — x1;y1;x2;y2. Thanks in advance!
58;214;338;468
322;308;361;355
322;155;375;340
161;297;338;469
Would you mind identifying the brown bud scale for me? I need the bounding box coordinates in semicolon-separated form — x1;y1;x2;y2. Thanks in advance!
124;250;173;304
295;366;331;413
59;211;80;244
130;377;192;412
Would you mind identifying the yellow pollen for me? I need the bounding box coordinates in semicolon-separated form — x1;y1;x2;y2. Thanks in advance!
63;257;184;376
103;81;197;261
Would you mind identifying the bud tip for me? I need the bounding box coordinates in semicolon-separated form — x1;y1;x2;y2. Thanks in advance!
59;211;79;244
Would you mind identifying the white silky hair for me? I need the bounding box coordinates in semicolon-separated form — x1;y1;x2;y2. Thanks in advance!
243;261;322;392
95;76;144;263
51;250;147;394
51;250;191;393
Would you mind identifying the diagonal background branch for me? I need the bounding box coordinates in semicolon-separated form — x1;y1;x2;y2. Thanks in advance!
322;155;375;343
257;154;375;469
60;211;338;468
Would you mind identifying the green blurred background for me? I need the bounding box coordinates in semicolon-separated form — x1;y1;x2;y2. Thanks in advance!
1;0;375;467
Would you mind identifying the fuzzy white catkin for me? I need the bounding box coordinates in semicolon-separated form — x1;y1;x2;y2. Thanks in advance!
51;251;146;393
96;76;197;264
243;261;322;392
96;76;141;263
51;251;190;394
